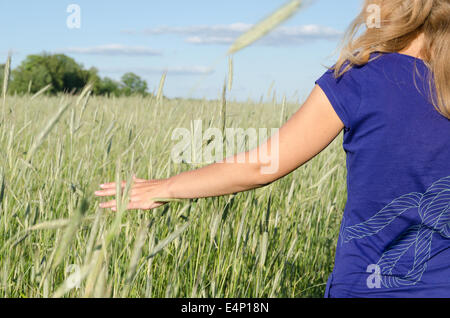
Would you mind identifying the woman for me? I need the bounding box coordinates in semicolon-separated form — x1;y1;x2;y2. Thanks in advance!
95;0;450;297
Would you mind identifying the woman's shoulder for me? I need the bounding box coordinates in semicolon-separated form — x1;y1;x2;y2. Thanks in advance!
315;51;411;98
322;51;417;85
334;52;410;74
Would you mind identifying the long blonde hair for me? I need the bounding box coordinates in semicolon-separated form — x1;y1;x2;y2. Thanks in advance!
334;0;450;119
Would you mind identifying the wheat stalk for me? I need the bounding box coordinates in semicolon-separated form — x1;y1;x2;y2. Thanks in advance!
228;56;234;92
157;71;167;105
221;79;227;139
2;53;11;120
148;222;190;258
25;100;72;162
30;84;52;100
227;0;302;55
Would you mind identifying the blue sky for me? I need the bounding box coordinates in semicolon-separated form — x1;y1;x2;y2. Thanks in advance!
0;0;363;101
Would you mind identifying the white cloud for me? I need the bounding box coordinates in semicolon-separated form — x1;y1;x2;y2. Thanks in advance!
100;65;214;76
186;36;235;45
142;23;252;37
59;44;162;56
126;23;342;47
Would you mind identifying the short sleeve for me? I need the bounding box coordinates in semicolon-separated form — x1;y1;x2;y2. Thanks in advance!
315;68;362;130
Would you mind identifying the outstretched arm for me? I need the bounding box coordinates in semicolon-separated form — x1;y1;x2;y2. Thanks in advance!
94;85;344;211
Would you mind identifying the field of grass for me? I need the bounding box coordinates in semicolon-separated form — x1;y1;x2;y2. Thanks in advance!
0;91;347;297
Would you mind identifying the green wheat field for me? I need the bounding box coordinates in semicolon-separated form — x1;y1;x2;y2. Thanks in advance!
0;88;347;298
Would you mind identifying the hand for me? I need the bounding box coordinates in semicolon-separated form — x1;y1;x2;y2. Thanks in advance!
94;175;169;211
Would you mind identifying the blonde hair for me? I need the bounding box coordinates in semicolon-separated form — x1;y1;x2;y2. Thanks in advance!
334;0;450;119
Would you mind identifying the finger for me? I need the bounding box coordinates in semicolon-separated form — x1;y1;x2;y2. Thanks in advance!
96;181;153;196
148;201;165;210
99;180;127;189
133;175;147;183
99;200;116;208
100;177;149;189
95;188;118;196
127;201;144;210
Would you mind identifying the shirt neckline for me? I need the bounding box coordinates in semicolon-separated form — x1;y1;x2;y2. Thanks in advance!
390;52;426;65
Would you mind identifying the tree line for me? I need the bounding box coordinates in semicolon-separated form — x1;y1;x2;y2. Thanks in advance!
0;53;149;97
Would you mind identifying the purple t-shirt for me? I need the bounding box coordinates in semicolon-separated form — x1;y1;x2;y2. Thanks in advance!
315;52;450;298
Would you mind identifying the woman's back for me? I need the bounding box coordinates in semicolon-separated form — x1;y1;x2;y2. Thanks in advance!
316;52;450;297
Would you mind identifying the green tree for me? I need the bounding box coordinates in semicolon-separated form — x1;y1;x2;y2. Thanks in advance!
120;72;148;96
86;67;102;94
5;53;153;97
9;53;89;94
96;77;122;97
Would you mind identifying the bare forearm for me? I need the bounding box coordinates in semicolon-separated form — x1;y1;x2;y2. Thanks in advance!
95;85;344;212
164;154;266;199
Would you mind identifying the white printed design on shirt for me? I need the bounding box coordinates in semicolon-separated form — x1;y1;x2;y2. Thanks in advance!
343;175;450;288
